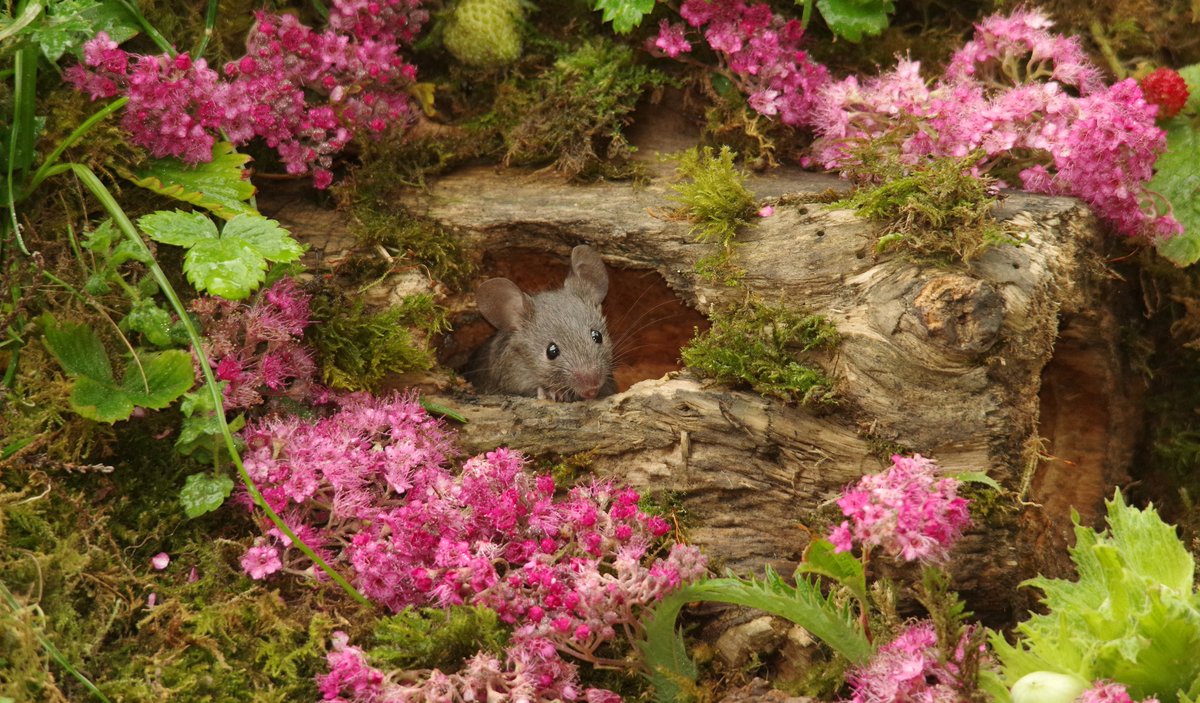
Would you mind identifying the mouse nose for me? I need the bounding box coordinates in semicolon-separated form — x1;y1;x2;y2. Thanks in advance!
575;372;601;399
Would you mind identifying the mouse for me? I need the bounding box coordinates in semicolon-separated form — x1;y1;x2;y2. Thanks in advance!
465;245;617;401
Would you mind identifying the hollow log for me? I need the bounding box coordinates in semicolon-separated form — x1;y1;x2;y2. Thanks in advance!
258;161;1140;622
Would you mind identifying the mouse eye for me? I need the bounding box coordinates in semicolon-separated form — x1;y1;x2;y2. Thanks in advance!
546;342;560;360
590;329;603;344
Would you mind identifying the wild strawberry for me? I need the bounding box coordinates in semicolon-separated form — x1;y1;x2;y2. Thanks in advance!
443;0;523;67
1140;67;1190;119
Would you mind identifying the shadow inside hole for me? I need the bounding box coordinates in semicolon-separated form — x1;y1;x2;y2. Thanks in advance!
439;248;710;393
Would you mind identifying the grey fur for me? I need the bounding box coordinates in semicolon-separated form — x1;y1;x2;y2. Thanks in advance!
465;245;616;401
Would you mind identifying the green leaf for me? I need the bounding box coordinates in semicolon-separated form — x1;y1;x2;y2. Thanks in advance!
176;389;244;463
31;0;98;62
592;0;654;33
184;237;268;300
41;316;193;422
121;298;175;347
1151;118;1200;267
77;0;139;44
180;472;234;519
221;214;304;263
815;0;894;42
794;538;867;606
0;3;44;43
1177;63;1200;116
951;470;1003;491
137;209;218;247
130;142;257;220
641;569;871;703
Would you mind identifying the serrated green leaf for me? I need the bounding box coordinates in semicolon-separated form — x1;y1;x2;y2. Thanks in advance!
118;349;194;408
71;375;134;422
121;299;174;347
180;472;235;518
592;0;654;33
130;142;257;220
185;237;268;300
815;0;894;42
138;209;219;247
951;470;1004;491
795;538;867;605
41;316;114;381
1151;118;1200;266
222;214;305;263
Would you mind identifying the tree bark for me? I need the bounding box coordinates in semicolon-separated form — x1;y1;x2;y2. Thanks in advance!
259;162;1141;622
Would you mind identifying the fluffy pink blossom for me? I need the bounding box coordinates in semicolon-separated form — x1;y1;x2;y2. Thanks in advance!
241;543;283;579
844;622;973;703
829;454;970;563
809;9;1180;242
191;278;320;410
150;552;170;570
242;393;705;701
66;0;426;187
655;0;829;126
1077;682;1161;703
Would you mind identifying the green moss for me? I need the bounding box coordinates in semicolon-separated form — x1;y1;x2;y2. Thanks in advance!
369;606;508;671
490;37;668;180
833;149;1020;265
669;146;758;284
681;300;838;404
307;290;449;392
334;160;471;288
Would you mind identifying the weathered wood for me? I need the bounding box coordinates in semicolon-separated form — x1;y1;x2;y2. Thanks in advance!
259;160;1138;621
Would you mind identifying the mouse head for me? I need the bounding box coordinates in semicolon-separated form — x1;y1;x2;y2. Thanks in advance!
475;245;613;400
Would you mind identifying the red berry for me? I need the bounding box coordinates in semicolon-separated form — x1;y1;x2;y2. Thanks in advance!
1140;67;1190;119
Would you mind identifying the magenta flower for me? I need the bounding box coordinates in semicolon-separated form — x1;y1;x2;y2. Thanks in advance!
1078;682;1161;703
241;543;283;580
650;20;692;58
150;552;170;570
829;454;970;563
844;621;971;703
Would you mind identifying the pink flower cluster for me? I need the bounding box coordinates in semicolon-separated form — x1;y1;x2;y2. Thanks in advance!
320;632;623;702
1077;682;1161;703
809;9;1181;241
237;393;705;700
829;454;970;563
844;621;974;703
66;0;427;188
191;278;321;411
648;0;830;126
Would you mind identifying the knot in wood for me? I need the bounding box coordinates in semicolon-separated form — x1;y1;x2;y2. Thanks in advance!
910;275;1004;355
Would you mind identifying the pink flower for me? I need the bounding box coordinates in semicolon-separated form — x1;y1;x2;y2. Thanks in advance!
1078;682;1160;703
844;621;971;703
151;552;170;570
757;205;775;217
651;20;692;58
241;544;283;579
830;454;970;563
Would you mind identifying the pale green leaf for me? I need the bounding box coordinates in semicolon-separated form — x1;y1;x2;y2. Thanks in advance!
814;0;895;42
592;0;654;33
222;214;305;263
184;237;267;300
138;209;218;247
794;537;867;605
130;142;257;220
1177;63;1200;116
952;470;1004;491
180;472;234;519
41;316;113;381
1151;118;1200;266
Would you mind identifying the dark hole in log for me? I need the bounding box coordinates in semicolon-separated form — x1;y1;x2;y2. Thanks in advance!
439;248;709;392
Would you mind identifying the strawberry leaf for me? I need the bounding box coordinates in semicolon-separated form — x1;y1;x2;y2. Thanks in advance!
184;237;268;300
593;0;654;33
814;0;895;42
180;472;234;519
130;142;257;220
137;209;218;247
1150;118;1200;266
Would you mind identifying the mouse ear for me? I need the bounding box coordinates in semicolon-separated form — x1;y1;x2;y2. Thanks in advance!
476;278;532;331
565;245;609;305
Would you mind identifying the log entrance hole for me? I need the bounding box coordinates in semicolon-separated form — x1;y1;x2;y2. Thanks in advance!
439;247;710;392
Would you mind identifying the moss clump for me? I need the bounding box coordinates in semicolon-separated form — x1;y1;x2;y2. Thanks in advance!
370;606;508;671
491;37;668;180
682;300;838;404
308;291;449;392
834;149;1020;265
669;146;758;285
334;158;471;288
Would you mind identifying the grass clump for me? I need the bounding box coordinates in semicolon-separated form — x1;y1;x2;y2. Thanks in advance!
308;291;449;392
369;606;508;671
670;146;758;285
682;300;839;404
834;149;1019;265
490;37;668;180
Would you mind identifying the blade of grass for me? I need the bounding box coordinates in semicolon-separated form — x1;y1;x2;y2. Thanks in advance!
23;98;129;198
111;0;174;54
5;44;39;256
191;0;220;59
